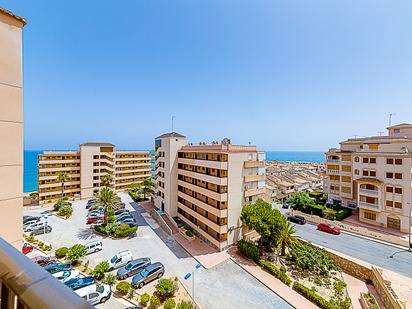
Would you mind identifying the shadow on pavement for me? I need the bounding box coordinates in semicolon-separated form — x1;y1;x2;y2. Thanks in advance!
77;227;100;240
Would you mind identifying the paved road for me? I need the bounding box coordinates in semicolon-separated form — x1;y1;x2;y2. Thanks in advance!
291;222;412;278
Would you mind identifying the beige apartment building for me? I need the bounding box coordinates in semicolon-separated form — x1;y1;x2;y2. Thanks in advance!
154;133;266;250
325;123;412;232
0;8;26;247
38;142;151;204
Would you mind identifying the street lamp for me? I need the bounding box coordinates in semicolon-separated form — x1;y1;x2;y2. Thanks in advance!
184;263;202;306
390;202;412;258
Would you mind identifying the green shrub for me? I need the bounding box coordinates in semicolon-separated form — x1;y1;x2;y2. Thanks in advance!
164;298;176;309
58;204;73;218
116;281;130;295
293;282;336;309
334;208;352;221
185;230;195;237
306;204;324;216
333;279;346;296
288;243;338;274
114;225;137;238
279;265;287;273
102;274;117;286
108;215;116;224
140;293;150;306
237;240;260;262
259;259;292;286
149;295;161;309
67;244;87;262
155;278;177;300
314;278;323;286
93;261;110;279
176;301;194;309
94;224;107;234
55;247;68;258
127;287;135;300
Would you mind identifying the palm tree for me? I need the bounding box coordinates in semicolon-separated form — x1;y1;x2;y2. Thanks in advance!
278;221;297;256
100;174;113;189
95;188;117;225
57;171;70;206
140;178;155;200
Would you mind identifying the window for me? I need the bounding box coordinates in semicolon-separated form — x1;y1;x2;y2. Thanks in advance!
354;169;359;175
395;187;402;194
395;202;402;209
362;170;369;176
395;173;402;180
363;157;369;163
395;159;403;165
386;186;393;193
370;158;376;164
354;157;359;162
369;171;376;177
386;200;393;207
369;144;379;150
386;158;394;165
394;129;401;133
386;172;394;179
364;212;376;221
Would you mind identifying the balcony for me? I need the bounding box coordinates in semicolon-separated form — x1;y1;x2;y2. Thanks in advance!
244;187;265;197
244;161;265;168
177;180;227;201
177;202;227;233
178;157;228;170
327;158;340;163
0;238;92;309
178;168;228;186
177;191;228;217
359;201;380;210
359;188;379;197
326;169;340;175
244;174;265;183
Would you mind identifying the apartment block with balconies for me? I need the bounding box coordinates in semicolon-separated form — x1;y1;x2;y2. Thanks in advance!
38;143;151;204
154;133;265;250
325;123;412;232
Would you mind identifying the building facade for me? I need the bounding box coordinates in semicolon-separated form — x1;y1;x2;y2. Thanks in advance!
38;143;151;204
154;133;266;250
0;8;25;247
325;124;412;232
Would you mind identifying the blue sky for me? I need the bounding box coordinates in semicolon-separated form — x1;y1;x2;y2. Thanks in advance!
3;0;412;151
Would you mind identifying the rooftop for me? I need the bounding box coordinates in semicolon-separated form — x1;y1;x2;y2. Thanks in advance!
80;142;115;147
387;123;412;129
0;7;26;26
180;144;257;153
155;132;186;139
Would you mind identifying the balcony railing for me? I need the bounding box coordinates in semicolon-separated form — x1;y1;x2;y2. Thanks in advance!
359;201;380;210
359;188;379;196
0;238;92;309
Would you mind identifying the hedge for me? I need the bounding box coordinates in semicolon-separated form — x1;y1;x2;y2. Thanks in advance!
114;225;137;238
55;247;68;259
293;282;337;309
94;224;106;234
237;240;260;262
306;204;324;216
335;208;352;221
259;259;292;286
116;281;130;295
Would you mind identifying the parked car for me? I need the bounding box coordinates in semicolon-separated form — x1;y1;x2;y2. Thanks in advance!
114;209;129;216
317;222;341;235
108;250;133;270
117;258;151;280
32;256;55;267
44;263;72;274
131;262;164;289
87;217;104;224
287;215;306;225
115;218;136;227
23;216;40;224
87;210;104;218
24;221;48;232
30;225;52;236
75;284;111;305
65;276;95;291
22;243;33;255
115;213;133;221
89;220;104;229
53;269;80;283
85;241;103;255
282;202;289;209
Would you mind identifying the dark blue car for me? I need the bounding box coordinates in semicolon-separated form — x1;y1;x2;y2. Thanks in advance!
64;276;95;290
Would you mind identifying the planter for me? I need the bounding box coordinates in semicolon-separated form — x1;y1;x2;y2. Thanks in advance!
360;292;379;309
179;227;195;242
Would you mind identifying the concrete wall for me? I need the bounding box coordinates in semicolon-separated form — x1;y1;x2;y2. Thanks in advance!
0;11;25;248
80;145;98;199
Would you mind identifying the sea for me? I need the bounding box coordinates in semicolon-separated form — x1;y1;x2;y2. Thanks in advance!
23;150;325;193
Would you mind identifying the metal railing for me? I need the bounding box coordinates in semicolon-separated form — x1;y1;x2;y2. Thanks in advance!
0;237;92;309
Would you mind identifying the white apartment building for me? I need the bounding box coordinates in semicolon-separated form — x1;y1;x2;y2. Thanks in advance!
325;123;412;232
154;133;266;250
38;142;151;204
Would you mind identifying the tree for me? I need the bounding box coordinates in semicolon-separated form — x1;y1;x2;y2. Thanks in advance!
67;244;87;263
93;261;110;279
155;278;177;300
57;172;70;206
95;188;117;225
100;174;113;189
240;199;284;254
277;220;297;256
102;274;117;287
140;178;155;199
287;192;314;212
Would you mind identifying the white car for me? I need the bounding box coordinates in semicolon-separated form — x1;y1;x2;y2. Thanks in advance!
53;269;80;283
108;250;133;270
85;240;103;255
23;221;48;232
75;284;111;305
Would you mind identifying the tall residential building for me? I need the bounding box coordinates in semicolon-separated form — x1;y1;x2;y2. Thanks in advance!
38;143;151;204
325;123;412;232
154;133;266;250
0;8;26;247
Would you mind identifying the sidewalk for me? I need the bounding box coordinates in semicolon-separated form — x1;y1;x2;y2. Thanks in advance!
228;247;317;309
